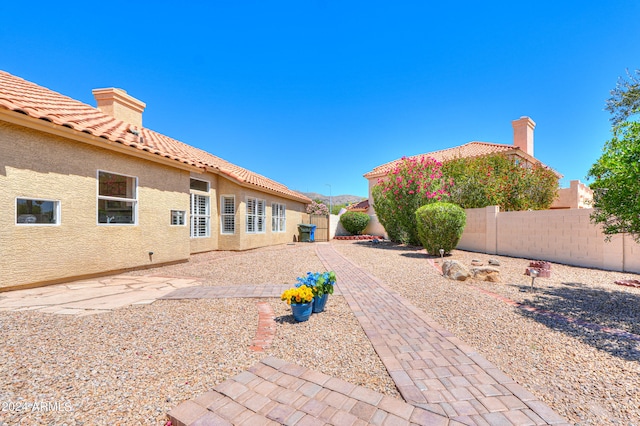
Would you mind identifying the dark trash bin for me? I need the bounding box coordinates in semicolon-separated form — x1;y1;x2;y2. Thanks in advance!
298;224;316;242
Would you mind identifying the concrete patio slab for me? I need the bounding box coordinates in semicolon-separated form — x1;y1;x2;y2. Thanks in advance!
0;274;202;315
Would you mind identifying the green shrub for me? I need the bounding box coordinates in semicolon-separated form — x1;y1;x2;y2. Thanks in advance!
415;202;466;255
339;211;370;235
442;154;559;211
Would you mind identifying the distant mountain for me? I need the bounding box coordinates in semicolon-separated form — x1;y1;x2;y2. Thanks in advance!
303;192;366;206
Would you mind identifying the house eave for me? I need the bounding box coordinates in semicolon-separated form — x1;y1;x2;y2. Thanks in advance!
0;109;203;173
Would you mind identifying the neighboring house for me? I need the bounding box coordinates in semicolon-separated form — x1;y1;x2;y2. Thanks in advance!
345;199;369;212
0;71;311;290
363;117;587;236
550;179;593;209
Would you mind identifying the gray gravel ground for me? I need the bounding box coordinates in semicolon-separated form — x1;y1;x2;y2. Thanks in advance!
2;240;639;425
332;240;640;426
0;243;395;425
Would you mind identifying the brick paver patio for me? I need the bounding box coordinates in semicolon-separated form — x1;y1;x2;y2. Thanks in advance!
167;243;569;425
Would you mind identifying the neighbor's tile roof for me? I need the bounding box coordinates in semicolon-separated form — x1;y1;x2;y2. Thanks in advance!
0;70;311;203
364;141;536;178
347;199;369;211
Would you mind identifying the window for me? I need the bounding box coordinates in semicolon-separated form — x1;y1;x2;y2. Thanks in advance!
171;210;185;226
190;177;210;238
98;171;137;224
16;198;59;225
246;197;265;233
190;194;210;237
221;196;235;234
190;178;209;192
272;203;286;232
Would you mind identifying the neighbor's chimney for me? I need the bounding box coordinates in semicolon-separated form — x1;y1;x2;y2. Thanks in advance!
92;88;146;128
512;116;536;157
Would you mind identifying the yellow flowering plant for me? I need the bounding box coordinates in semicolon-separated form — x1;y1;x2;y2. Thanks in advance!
281;285;314;305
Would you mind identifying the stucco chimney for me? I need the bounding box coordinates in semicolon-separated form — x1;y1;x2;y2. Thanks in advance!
512;116;536;157
92;88;146;128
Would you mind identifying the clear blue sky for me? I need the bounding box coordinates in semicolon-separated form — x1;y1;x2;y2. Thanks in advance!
2;1;638;197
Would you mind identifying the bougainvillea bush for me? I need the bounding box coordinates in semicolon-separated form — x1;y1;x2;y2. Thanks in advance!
372;156;452;245
306;200;329;215
415;202;466;255
339;211;370;235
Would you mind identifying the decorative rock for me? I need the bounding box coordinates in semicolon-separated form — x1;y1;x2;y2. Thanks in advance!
488;259;501;266
471;266;501;282
525;261;552;278
442;260;471;281
471;260;484;266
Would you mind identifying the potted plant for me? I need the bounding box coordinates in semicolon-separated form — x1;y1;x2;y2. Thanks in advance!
296;271;336;313
281;285;314;322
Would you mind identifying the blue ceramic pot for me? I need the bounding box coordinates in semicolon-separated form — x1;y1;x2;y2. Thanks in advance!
291;302;312;322
312;293;329;313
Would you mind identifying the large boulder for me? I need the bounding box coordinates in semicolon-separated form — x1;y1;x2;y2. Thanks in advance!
442;260;470;281
471;266;501;282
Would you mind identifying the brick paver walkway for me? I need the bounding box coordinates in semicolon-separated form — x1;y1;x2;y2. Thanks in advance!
315;243;568;425
161;284;342;300
168;243;569;425
169;357;448;426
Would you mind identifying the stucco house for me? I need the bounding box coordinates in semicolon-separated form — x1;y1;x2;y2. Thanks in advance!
0;70;311;291
363;117;589;236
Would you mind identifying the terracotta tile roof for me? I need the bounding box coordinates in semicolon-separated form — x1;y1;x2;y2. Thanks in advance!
364;141;541;178
346;199;369;211
0;70;311;204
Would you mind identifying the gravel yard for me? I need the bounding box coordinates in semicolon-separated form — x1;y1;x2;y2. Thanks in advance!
332;240;640;426
0;243;395;425
1;240;639;425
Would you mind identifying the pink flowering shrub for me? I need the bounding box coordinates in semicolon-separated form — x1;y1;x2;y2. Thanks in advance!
372;156;452;245
306;200;329;215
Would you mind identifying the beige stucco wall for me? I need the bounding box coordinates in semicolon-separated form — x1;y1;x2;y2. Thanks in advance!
216;178;307;251
0;122;191;289
551;180;593;209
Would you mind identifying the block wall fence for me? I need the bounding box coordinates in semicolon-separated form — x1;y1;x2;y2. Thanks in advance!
458;206;640;273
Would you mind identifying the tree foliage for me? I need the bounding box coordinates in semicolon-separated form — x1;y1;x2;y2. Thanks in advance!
442;154;559;211
339;211;370;235
605;69;640;125
372;156;451;245
587;121;640;243
415;202;466;255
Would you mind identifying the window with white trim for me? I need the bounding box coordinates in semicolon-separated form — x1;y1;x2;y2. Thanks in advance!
171;210;186;226
221;195;235;234
189;178;210;237
272;203;286;232
190;198;210;238
98;171;137;224
16;198;60;225
246;197;265;233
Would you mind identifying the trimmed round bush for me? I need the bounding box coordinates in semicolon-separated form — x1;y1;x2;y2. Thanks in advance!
415;202;466;255
339;211;370;235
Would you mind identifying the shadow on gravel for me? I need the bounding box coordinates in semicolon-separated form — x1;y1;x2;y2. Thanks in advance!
515;281;640;361
352;241;438;259
274;315;298;324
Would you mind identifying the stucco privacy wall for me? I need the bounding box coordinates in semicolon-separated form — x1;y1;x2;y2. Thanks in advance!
458;206;640;273
0;122;191;289
216;177;308;251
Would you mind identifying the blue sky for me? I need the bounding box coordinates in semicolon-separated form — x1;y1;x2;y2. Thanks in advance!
2;1;638;197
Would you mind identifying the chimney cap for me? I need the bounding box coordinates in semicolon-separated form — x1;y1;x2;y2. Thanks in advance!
92;87;146;113
512;116;536;128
